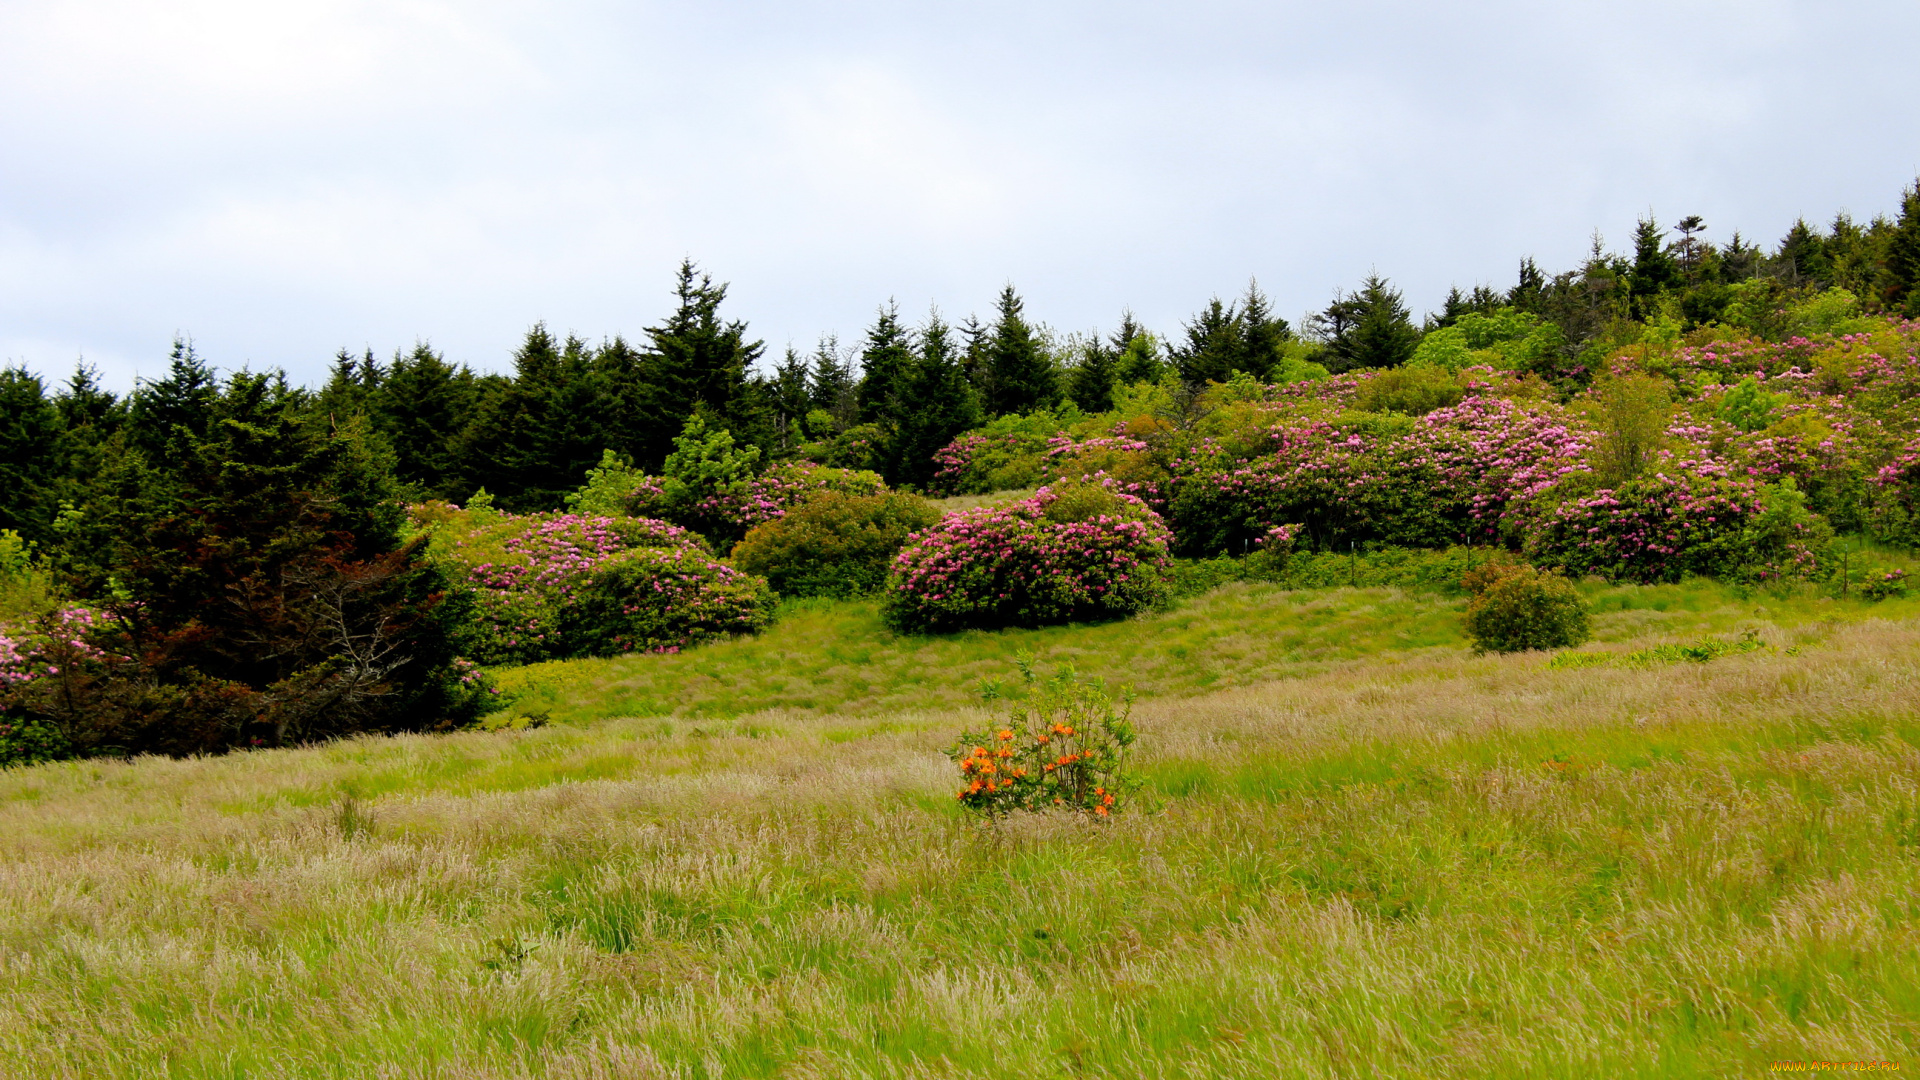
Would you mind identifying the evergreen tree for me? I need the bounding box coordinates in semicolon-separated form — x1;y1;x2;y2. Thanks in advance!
808;334;855;429
854;301;914;426
312;349;381;424
1627;215;1680;318
41;372;473;755
1066;333;1120;413
1509;258;1547;311
1239;280;1291;372
375;343;474;500
0;366;63;546
127;339;219;460
891;311;982;488
1777;219;1828;286
52;364;125;517
1720;232;1764;282
1171;297;1245;385
981;286;1056;416
637;260;766;467
770;346;812;450
1881;179;1920;315
1110;312;1164;385
1318;274;1419;372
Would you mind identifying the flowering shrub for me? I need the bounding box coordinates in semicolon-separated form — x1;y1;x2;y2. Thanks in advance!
1525;471;1830;584
1463;567;1590;654
951;659;1138;817
556;544;777;656
692;461;886;544
422;505;770;664
1868;441;1920;550
0;607;106;764
730;491;941;598
883;478;1172;633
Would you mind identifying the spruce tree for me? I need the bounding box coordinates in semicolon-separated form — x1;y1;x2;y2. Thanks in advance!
771;346;812;450
375;343;474;500
638;260;766;466
1110;312;1164;384
1066;333;1120;413
854;301;913;426
1510;258;1547;311
891;311;982;488
1239;279;1291;373
1882;179;1920;315
1777;219;1829;286
808;334;855;429
1321;274;1418;372
127;339;219;460
1171;297;1244;385
982;286;1056;416
0;366;63;546
1627;215;1680;318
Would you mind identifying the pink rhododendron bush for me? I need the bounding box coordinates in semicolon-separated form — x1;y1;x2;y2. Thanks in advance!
0;607;109;765
882;478;1173;633
412;502;775;665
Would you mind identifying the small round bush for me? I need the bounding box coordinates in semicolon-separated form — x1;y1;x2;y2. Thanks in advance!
883;478;1172;633
557;544;776;656
1463;567;1591;654
730;491;941;598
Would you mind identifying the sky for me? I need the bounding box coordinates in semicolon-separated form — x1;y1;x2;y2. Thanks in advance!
2;0;1917;391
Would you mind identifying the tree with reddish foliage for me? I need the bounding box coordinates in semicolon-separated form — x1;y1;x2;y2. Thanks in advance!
8;370;486;758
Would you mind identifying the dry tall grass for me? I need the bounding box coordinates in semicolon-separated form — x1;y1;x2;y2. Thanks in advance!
2;615;1918;1077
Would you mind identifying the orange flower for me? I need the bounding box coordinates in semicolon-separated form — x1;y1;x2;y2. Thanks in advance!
997;730;1013;741
1036;735;1050;745
1095;806;1109;817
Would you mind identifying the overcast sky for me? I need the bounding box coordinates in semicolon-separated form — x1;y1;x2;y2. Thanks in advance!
2;0;1916;390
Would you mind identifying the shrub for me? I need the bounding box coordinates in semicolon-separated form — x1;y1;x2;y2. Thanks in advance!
556;545;777;656
426;507;771;663
1862;568;1910;601
1527;471;1831;584
950;659;1138;818
730;491;940;598
883;478;1172;633
1463;567;1591;653
695;461;887;544
1868;442;1920;550
1353;365;1465;415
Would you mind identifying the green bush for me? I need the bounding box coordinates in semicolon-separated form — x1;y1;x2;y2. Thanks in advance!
1353;365;1465;415
1463;567;1591;654
730;491;941;599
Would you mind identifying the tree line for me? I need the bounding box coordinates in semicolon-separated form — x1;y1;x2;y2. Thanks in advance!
5;180;1918;547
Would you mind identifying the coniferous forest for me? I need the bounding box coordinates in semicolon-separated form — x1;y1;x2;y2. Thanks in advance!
3;182;1920;762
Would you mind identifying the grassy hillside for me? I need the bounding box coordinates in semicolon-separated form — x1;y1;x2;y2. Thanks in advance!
3;582;1919;1077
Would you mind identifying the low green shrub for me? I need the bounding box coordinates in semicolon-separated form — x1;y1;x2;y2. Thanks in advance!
730;491;940;598
1353;365;1465;415
1463;566;1591;653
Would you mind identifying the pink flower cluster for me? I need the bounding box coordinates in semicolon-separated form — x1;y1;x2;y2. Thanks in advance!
884;480;1173;632
693;462;885;534
1525;470;1775;582
0;607;110;690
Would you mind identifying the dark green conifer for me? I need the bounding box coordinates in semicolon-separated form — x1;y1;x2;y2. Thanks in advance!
981;286;1056;416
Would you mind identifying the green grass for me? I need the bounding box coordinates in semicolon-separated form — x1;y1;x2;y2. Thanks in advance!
4;579;1920;1076
492;576;1920;726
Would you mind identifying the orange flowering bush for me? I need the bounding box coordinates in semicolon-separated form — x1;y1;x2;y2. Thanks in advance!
950;657;1139;818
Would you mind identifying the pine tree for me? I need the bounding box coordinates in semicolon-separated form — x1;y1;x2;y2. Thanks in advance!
982;286;1056;416
127;339;220;460
1627;215;1680;319
1239;279;1291;373
1110;312;1164;385
1319;274;1418;372
808;334;855;429
1777;219;1828;287
375;344;474;500
1881;178;1920;316
770;346;812;450
1066;333;1120;413
891;311;982;488
0;366;63;546
638;260;767;466
1510;258;1547;311
855;301;914;427
1171;297;1244;385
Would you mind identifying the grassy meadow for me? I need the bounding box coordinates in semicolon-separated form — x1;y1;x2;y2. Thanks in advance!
4;578;1920;1076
